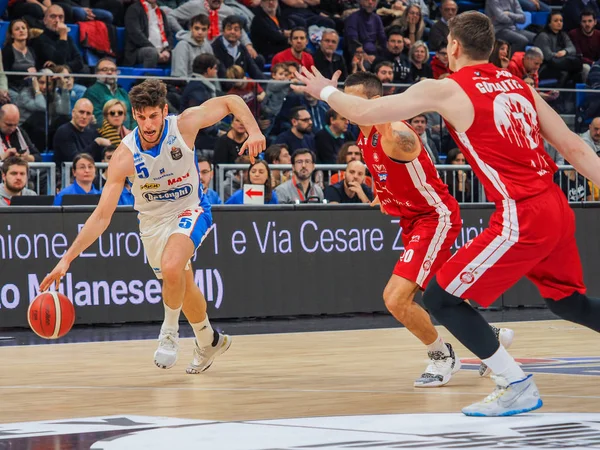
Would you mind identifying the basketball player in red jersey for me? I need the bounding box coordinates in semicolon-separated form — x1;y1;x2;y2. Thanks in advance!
294;11;600;417
346;72;464;388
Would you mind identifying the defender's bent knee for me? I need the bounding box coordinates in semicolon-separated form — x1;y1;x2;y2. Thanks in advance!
422;276;463;312
544;292;585;320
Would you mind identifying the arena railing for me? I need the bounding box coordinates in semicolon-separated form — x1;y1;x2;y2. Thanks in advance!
22;162;56;195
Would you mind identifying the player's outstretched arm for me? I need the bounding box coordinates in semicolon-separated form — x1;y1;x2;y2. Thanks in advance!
39;146;132;291
292;67;448;125
531;86;600;186
178;95;266;162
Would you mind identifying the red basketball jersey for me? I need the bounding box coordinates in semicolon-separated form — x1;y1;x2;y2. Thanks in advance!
357;125;459;231
445;63;557;205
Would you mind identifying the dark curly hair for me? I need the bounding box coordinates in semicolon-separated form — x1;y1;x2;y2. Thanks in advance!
129;79;168;112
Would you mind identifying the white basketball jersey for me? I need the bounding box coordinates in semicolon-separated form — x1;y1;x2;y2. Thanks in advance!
121;115;209;218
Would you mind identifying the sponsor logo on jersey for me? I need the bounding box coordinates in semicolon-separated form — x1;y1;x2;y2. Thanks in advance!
460;271;475;284
178;210;192;218
167;135;176;145
371;133;379;147
167;172;190;186
159;168;165;174
373;152;380;163
377;173;387;182
409;235;420;243
373;164;387;173
171;146;183;160
133;152;144;162
153;170;175;181
140;183;160;190
142;184;193;202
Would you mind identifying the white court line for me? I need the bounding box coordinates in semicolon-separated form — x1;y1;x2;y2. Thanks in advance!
0;384;598;401
0;320;585;349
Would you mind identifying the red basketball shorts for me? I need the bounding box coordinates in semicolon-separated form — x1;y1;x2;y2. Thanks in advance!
437;184;586;307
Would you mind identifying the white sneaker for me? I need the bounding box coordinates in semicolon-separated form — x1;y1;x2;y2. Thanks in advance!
154;328;179;369
479;327;515;377
186;332;232;374
414;343;461;388
462;374;543;417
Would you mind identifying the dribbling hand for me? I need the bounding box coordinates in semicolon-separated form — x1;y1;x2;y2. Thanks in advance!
40;259;71;291
291;66;341;100
239;132;267;163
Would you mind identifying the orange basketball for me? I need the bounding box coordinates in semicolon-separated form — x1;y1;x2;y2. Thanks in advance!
27;292;75;339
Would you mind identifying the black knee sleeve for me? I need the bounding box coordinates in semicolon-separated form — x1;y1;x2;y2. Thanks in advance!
422;276;464;313
545;292;600;332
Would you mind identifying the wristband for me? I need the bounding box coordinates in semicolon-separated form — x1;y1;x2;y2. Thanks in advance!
320;86;338;102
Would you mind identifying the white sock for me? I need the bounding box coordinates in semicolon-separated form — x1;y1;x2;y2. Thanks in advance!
162;304;182;332
426;334;449;355
191;316;215;347
482;345;526;383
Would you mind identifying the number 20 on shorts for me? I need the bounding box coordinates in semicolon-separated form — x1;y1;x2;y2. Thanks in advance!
401;249;414;263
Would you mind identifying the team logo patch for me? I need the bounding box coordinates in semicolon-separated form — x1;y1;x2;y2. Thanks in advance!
371;133;379;147
159;168;165;174
377;173;387;182
142;184;193;202
373;152;380;163
140;183;160;190
422;259;432;271
460;271;475;284
167;135;176;145
171;147;183;160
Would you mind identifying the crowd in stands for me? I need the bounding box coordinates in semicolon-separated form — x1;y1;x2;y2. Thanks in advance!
1;0;600;206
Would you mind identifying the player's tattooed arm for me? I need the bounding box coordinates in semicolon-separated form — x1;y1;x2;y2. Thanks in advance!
391;129;418;154
376;122;420;160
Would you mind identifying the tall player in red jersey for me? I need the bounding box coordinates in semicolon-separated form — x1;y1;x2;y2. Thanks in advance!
293;11;600;417
346;72;464;388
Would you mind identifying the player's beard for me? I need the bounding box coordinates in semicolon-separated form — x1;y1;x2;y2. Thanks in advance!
139;118;165;146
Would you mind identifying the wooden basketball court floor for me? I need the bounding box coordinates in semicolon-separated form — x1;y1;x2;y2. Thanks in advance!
1;319;599;448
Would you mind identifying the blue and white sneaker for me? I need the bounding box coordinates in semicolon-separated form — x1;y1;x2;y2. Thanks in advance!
479;327;515;377
462;374;543;417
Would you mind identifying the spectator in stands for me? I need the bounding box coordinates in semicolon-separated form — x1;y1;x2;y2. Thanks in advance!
251;0;296;61
0;53;8;105
52;65;86;111
534;11;583;88
508;46;543;85
314;29;348;81
486;0;534;52
431;45;450;79
271;27;315;69
315;109;352;163
350;44;368;74
279;0;336;29
392;4;426;49
226;160;279;204
490;39;512;68
54;153;101;205
277;90;329;133
222;153;250;200
562;0;600;32
53;98;111;166
98;99;131;147
519;0;550;12
30;5;84;73
214;116;248;165
556;160;592;201
428;0;456;51
0;104;41;163
409;40;432;81
409;114;439;163
2;19;37;92
374;61;397;95
198;155;222;204
212;15;265;80
84;58;134;130
374;29;413;85
264;143;291;187
568;10;600;82
324;160;373;204
275;106;317;152
0;156;36;206
94;145;133;205
262;63;291;123
275;148;323;203
445;148;479;202
582;116;600;153
171;14;213;79
123;0;173;68
167;0;261;63
329;141;373;187
225;65;266;120
345;0;386;61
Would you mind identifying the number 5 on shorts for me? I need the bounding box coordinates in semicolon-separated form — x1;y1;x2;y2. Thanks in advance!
179;217;193;229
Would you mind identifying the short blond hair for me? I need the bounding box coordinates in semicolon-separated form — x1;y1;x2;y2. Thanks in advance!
102;99;127;118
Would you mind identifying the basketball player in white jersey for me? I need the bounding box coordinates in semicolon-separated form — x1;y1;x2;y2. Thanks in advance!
41;79;266;373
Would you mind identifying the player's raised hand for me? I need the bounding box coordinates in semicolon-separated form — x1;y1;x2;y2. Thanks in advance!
40;259;71;292
239;131;267;163
291;66;341;101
